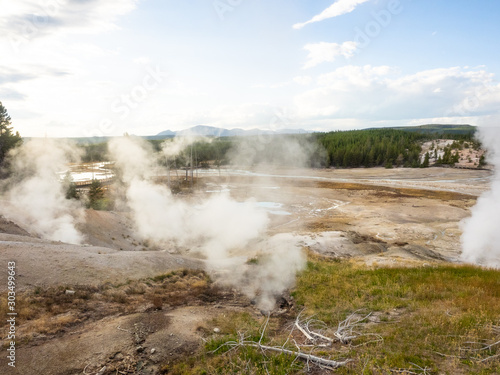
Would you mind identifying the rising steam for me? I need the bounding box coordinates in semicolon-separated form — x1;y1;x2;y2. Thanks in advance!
0;139;84;244
461;126;500;267
108;136;306;310
228;134;326;168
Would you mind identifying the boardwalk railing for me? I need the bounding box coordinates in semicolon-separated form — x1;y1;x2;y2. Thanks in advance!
74;177;115;188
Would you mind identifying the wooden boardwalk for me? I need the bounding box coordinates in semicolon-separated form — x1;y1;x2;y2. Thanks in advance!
74;177;115;188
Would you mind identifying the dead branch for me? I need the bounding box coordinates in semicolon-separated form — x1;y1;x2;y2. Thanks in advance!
385;362;431;375
292;309;382;348
294;313;314;341
334;309;372;344
308;328;334;344
462;339;500;352
259;313;270;344
212;314;350;370
210;310;385;371
442;324;500;364
245;341;350;369
408;362;432;374
304;318;334;344
82;363;91;375
389;370;418;374
433;351;465;360
478;353;500;363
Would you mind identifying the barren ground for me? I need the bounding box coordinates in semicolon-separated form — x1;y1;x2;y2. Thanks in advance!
0;167;493;374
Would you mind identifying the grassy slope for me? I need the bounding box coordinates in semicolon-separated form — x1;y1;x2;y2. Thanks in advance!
2;256;498;374
168;257;500;375
293;257;500;374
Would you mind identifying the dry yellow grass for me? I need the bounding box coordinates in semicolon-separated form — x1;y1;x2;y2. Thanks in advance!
0;268;226;348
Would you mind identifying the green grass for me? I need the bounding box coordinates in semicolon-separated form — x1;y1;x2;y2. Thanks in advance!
292;258;500;374
294;260;500;318
161;351;302;375
168;258;500;374
161;311;304;375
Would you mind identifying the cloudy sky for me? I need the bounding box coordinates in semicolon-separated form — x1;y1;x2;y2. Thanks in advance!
1;0;500;137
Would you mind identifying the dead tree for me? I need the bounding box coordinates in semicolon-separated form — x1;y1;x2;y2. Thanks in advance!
212;310;382;371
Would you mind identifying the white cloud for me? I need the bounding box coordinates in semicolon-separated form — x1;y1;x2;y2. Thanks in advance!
252;82;290;89
133;57;152;65
316;65;395;89
303;41;358;69
294;65;500;123
293;76;313;86
0;0;141;137
294;0;371;29
0;0;139;43
1;2;497;138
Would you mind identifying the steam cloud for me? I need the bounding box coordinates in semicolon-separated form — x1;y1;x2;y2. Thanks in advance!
0;139;84;244
228;134;325;168
162;134;208;159
108;136;306;310
461;126;500;267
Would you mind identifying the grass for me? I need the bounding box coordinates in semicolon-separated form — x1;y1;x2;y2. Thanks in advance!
291;257;500;374
161;312;304;375
161;350;302;375
2;259;498;374
294;257;500;319
167;257;500;374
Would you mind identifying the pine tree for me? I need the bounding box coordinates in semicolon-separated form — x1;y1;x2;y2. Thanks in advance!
0;101;22;165
479;154;486;167
63;171;79;200
88;179;105;209
421;152;430;168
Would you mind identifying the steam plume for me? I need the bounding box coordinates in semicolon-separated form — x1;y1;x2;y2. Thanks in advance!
235;235;306;311
461;126;500;267
161;134;207;159
0;139;84;244
108;136;306;309
228;134;326;168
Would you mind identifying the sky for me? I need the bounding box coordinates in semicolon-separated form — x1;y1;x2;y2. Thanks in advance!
1;0;500;138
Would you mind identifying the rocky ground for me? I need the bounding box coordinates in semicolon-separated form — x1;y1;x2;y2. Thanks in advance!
0;167;493;374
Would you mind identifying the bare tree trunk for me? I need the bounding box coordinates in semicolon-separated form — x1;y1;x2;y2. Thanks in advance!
246;342;350;369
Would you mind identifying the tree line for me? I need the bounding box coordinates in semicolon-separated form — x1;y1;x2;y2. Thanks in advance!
0;102;22;173
78;129;476;169
316;129;424;168
316;129;476;168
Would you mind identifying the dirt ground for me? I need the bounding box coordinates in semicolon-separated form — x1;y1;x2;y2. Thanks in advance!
0;166;493;374
208;167;490;265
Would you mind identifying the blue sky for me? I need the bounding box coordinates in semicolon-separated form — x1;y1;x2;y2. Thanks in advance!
1;0;500;137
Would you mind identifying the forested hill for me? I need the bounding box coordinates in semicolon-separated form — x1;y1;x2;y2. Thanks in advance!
76;125;478;169
317;129;425;168
316;126;476;168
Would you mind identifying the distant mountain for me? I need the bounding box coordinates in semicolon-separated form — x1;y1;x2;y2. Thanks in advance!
156;125;309;138
155;129;176;137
